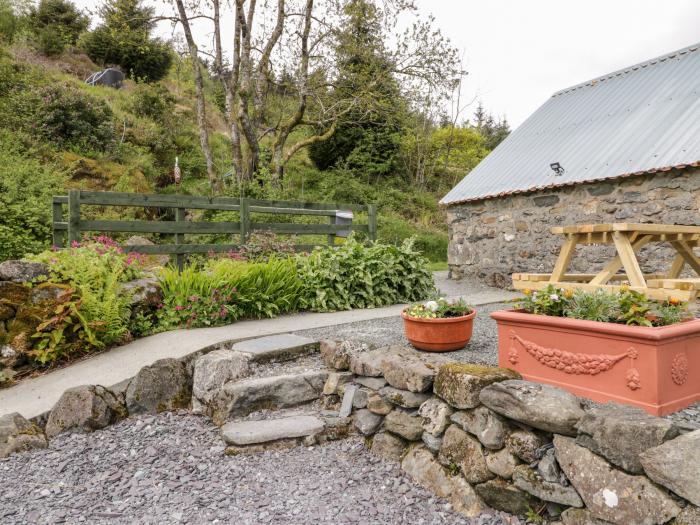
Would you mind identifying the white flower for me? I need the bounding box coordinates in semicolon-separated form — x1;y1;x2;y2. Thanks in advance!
424;300;439;312
550;294;560;301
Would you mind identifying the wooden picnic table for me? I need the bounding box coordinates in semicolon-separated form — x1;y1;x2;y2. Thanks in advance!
512;223;700;302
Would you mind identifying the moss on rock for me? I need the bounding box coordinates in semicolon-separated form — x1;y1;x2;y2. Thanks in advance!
434;363;520;410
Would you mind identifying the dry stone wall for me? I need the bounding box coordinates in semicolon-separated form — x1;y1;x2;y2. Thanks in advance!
321;341;700;525
446;169;700;287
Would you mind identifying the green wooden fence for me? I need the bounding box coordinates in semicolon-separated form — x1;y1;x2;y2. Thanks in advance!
52;190;377;268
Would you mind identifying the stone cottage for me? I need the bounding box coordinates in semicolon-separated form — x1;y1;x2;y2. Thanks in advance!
441;43;700;287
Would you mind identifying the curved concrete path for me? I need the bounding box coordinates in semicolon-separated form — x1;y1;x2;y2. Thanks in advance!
0;274;516;420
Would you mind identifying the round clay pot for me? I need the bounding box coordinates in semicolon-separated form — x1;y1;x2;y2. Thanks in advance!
401;309;477;352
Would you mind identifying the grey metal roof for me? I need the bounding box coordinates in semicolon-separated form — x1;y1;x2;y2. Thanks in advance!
441;43;700;206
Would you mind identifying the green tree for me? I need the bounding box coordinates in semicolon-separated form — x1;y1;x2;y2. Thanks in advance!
472;101;510;150
28;0;88;56
82;0;172;82
0;0;19;44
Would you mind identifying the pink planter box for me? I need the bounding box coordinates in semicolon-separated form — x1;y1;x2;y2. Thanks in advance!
491;310;700;416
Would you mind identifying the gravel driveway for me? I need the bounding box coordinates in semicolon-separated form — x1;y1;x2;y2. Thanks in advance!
0;412;521;525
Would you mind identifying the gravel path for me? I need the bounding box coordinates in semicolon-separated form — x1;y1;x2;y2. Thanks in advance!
0;412;521;525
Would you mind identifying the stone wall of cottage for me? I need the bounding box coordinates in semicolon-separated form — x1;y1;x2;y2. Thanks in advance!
446;169;700;287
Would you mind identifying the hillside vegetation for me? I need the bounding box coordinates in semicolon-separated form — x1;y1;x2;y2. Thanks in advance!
0;0;509;263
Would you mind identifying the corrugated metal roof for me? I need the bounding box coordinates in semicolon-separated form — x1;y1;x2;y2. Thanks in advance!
440;43;700;206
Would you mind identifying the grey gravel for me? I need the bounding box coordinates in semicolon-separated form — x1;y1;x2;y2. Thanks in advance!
0;412;521;525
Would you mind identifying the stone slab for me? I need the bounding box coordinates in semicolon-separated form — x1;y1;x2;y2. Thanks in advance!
231;334;318;362
221;415;324;445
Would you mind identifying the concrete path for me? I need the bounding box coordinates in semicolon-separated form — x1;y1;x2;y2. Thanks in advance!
0;275;516;420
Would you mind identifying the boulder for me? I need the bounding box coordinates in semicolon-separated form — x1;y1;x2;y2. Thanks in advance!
379;386;430;408
451;406;509;450
560;508;614;525
433;363;520;409
438;424;494;484
554;435;681;524
321;340;368;371
120;275;162;308
367;392;393;415
380;349;436;392
418;397;453;436
221;415;324;445
512;464;583;507
29;283;68;304
537;448;561;483
353;409;383;435
45;385;126;438
576;404;679;474
349;347;391;377
506;428;548;463
0;412;47;458
480;380;584;436
474;478;538;516
125;358;191;415
192;350;250;414
485;448;521;479
0;260;48;283
421;431;443;452
671;505;700;525
322;372;354;395
384;410;423;441
354;375;387;390
402;445;485;517
370;431;407;461
351;387;370;409
639;429;700;506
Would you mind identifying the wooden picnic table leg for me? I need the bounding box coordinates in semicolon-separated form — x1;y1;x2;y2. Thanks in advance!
670;240;700;275
590;235;652;285
667;254;685;278
612;231;646;287
549;234;578;283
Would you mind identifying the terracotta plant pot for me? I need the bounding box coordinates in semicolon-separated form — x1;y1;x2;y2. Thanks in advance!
491;309;700;416
401;309;477;352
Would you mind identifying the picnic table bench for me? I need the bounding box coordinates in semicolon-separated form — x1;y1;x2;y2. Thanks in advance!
512;223;700;302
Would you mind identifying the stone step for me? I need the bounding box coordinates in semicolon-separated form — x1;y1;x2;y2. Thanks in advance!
221;415;325;446
230;334;318;363
211;369;329;424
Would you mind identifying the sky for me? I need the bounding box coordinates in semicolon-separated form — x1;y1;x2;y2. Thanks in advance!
76;0;700;129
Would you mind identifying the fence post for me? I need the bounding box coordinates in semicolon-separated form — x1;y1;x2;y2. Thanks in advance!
328;212;337;246
175;207;185;271
52;198;66;248
68;190;81;245
240;197;250;245
367;204;377;242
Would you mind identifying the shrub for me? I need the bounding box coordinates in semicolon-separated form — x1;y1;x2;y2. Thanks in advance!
0;0;19;44
34;83;115;151
130;82;175;122
298;236;435;312
29;0;89;56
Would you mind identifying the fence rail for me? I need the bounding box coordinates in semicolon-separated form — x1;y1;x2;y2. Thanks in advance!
53;190;377;268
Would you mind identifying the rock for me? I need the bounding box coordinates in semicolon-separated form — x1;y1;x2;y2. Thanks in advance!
576;404;679;474
537;448;561;482
125;358;191;415
0;344;19;369
384;410;424;441
349;347;391;377
211;370;328;424
639;429;700;506
29;283;68;304
451;406;509;449
506;428;547;463
672;505;700;525
339;384;357;418
512;465;583;507
367;392;393;415
479;380;584;436
0;281;31;305
438;424;494;484
380;349;436;392
560;508;614;525
353;409;383;435
192;350;249;414
485;448;521;479
474;478;537;516
418;398;453;436
45;385;127;438
221;415;324;445
554;435;681;524
352;387;370;409
321;340;368;370
354;376;387;390
0;413;47;458
120;275;162;308
421;431;443;452
0;260;48;283
433;363;520;409
317;415;353;443
323;372;354;395
401;445;485;517
232;334;318;362
370;431;406;461
379;386;430;408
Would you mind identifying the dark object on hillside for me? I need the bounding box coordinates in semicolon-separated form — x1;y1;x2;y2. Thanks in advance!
85;68;124;88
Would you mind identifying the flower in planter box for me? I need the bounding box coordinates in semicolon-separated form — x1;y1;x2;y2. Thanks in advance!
405;298;472;319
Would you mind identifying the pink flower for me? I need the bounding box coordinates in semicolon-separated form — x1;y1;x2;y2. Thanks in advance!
189;295;198;302
174;305;184;311
70;240;81;248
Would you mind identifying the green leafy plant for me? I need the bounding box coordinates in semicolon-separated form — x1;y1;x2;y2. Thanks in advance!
405;297;472;319
517;284;570;317
564;289;617;323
